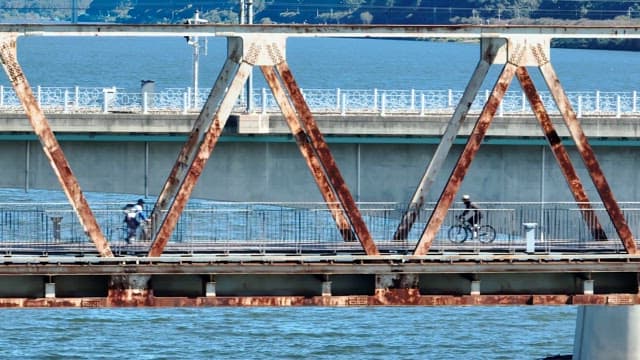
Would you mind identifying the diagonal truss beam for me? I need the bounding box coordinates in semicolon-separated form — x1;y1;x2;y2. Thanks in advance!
393;41;500;241
149;58;240;239
275;61;379;255
0;35;113;257
516;66;607;241
260;65;357;242
413;61;518;256
538;62;637;254
148;61;252;257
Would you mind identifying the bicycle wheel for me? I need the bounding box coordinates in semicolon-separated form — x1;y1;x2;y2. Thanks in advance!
448;225;469;243
477;225;496;243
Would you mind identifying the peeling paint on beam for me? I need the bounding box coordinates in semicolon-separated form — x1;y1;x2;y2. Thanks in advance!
0;35;112;257
516;66;607;241
0;294;634;308
260;65;354;241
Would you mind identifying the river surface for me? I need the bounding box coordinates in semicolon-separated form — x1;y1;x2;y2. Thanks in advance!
0;36;628;358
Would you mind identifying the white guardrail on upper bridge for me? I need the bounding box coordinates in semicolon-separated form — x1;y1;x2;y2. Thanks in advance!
0;85;638;117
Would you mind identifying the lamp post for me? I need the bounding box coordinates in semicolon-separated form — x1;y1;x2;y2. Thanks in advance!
185;10;208;109
245;0;255;112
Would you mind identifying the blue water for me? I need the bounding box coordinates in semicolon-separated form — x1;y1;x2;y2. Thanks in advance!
1;36;623;357
6;36;640;92
0;307;576;359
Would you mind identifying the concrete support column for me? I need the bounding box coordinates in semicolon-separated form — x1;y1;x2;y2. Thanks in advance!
45;278;55;298
108;275;152;306
573;306;640;359
206;275;216;297
470;280;481;296
321;275;332;297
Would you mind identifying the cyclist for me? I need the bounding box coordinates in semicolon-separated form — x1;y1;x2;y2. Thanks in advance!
459;194;482;230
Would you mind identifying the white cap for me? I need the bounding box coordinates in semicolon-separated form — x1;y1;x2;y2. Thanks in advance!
462;194;470;200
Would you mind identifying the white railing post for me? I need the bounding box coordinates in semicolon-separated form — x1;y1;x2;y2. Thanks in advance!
578;95;583;118
410;89;415;111
420;93;425;116
37;85;41;106
373;88;378;112
63;90;69;113
336;88;341;112
102;89;108;113
499;100;504;117
182;92;188;114
261;88;267;114
521;91;526;112
341;93;346;116
381;92;386;116
595;90;600;112
448;89;453;108
616;95;621;118
633;91;637;113
142;92;148;114
74;86;79;110
187;87;192;109
0;85;3;107
485;89;490;102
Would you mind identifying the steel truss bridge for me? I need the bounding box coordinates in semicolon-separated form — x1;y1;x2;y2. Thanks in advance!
0;24;639;307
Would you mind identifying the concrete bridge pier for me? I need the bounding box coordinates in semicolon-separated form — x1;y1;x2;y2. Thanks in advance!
573;306;640;359
107;274;152;306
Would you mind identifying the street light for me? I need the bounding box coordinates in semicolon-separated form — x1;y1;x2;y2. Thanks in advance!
185;10;208;109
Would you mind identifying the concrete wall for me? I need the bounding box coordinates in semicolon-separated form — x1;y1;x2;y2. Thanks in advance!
2;138;639;204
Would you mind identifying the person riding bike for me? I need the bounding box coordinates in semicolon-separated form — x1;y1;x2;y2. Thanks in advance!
459;194;482;229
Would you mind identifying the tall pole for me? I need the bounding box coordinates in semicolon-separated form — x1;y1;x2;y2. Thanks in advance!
71;0;78;23
187;10;208;110
239;0;245;24
245;0;254;112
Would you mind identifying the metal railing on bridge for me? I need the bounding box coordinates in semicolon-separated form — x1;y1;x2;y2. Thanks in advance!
0;86;638;117
0;201;632;256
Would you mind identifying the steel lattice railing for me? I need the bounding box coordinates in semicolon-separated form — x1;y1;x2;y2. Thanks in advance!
0;85;638;117
0;201;634;256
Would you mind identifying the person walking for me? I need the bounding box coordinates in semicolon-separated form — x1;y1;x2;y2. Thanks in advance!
123;198;150;243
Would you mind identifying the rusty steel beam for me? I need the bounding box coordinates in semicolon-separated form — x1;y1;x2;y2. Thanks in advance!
148;61;252;257
393;41;500;241
538;62;637;254
0;36;113;257
0;294;632;308
149;58;240;239
414;62;517;256
516;66;607;241
275;61;379;256
260;65;355;241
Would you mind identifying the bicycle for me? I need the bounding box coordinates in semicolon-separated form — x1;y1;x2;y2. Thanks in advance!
447;217;496;243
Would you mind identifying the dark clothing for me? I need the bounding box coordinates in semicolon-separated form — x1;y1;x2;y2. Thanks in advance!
461;200;482;227
124;203;147;243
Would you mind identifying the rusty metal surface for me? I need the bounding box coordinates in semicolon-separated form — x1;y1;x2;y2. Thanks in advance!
393;42;497;240
3;257;640;274
539;62;637;254
516;66;607;241
260;65;354;240
0;294;634;307
150;58;239;238
0;36;113;258
149;61;252;257
414;62;517;256
276;61;379;256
